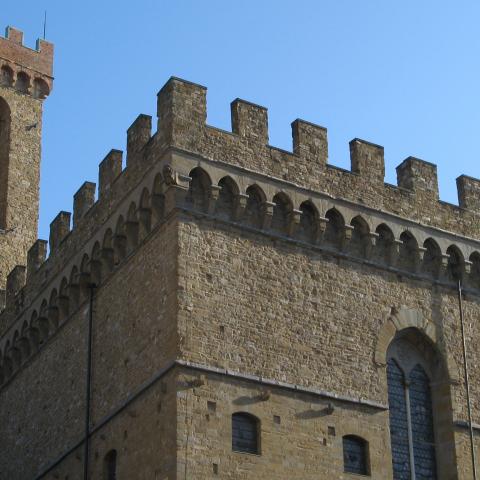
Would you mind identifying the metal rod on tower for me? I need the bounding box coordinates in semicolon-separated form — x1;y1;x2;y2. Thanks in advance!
457;279;478;480
43;11;47;40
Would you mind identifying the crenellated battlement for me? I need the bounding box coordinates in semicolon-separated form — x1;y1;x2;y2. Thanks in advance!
0;26;53;98
2;76;480;389
154;77;480;226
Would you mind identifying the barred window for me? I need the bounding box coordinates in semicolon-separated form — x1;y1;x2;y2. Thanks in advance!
232;412;260;454
343;435;369;475
104;449;117;480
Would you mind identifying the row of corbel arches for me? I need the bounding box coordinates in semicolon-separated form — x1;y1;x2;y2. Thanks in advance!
0;171;167;385
187;167;480;285
1;165;479;385
0;63;50;98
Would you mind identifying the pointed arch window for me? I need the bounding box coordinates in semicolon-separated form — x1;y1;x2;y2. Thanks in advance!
387;339;437;479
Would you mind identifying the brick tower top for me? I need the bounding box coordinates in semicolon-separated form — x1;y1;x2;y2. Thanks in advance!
0;27;54;297
0;26;54;97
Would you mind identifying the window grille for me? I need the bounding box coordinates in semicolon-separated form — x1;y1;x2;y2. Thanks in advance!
343;435;369;475
232;412;259;454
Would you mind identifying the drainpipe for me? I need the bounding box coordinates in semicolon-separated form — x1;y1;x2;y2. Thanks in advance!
84;283;96;480
457;279;477;480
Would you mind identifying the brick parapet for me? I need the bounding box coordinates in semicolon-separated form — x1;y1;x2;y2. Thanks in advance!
0;27;53;76
0;26;53;98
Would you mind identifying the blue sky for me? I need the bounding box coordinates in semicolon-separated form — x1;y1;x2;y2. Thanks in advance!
2;1;480;240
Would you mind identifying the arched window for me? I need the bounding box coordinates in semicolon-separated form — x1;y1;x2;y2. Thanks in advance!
387;334;438;479
232;412;260;454
104;449;117;480
0;97;10;229
343;435;369;475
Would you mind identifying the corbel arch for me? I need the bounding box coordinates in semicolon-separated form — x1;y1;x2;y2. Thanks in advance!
374;305;460;384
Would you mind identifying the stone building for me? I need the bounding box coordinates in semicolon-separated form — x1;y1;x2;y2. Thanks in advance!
0;25;479;480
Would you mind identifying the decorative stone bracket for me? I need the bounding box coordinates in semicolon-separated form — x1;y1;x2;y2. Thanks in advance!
342;224;355;251
161;164;191;212
233;193;249;221
314;217;329;244
261;201;276;230
287;209;302;236
208;185;222;214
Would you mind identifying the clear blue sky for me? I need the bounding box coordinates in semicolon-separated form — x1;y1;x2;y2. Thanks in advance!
2;1;480;241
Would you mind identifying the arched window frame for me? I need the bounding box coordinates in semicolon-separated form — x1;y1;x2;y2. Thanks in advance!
231;412;260;455
342;434;370;475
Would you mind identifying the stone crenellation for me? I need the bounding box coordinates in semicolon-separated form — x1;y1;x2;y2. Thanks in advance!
0;26;53;99
1;76;480;390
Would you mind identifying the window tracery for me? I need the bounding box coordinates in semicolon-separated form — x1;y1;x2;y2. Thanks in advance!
387;336;437;479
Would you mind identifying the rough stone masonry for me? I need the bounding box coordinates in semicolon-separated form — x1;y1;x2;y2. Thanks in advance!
0;25;479;480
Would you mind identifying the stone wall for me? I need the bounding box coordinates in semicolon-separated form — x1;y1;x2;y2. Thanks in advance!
0;218;178;479
174;214;476;478
175;369;392;479
0;83;44;292
1;73;480;479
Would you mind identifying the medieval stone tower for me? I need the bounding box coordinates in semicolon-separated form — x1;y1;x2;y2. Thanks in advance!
0;27;53;307
2;25;480;480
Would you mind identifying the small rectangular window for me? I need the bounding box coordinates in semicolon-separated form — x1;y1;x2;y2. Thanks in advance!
232;412;260;454
343;435;369;475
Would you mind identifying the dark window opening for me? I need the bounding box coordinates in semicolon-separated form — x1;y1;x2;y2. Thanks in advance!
343;435;369;475
232;412;259;454
104;449;117;480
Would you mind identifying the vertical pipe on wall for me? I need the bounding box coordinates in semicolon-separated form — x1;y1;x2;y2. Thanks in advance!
457;280;477;480
84;284;96;480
